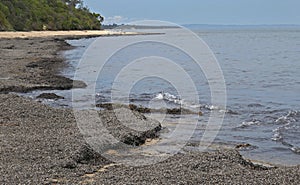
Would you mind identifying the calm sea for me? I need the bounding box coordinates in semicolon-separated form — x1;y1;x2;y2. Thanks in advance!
26;26;300;166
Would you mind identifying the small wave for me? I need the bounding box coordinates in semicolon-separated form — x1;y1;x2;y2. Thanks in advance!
237;120;261;129
95;93;107;99
200;104;236;115
153;92;234;115
201;104;220;111
154;92;184;105
291;147;300;154
275;110;299;124
154;93;164;100
226;109;239;115
272;110;300;153
272;127;283;141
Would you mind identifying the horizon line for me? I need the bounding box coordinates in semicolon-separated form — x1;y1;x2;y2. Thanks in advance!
103;23;300;27
181;23;300;26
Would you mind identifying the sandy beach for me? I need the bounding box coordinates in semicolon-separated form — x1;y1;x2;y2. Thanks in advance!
0;31;300;184
0;30;139;38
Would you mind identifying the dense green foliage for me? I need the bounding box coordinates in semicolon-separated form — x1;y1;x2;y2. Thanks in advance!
0;0;103;31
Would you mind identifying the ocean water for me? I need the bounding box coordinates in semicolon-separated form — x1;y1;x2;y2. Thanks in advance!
27;26;300;166
196;28;300;165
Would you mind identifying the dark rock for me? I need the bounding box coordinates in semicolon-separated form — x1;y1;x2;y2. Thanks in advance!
97;103;202;115
36;93;64;100
235;143;252;149
62;160;77;169
96;103;114;110
129;104;151;113
166;108;181;114
72;80;87;89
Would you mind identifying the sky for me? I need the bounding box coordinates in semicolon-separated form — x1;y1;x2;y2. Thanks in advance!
83;0;300;25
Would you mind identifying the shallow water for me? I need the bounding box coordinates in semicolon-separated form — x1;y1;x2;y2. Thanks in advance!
26;27;300;166
197;28;300;165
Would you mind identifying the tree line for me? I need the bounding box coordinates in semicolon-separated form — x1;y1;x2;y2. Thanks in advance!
0;0;104;31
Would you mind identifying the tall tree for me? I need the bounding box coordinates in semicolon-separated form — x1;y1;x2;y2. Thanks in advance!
0;0;104;31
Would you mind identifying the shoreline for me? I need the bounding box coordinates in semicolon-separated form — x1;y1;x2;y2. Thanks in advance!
0;34;300;184
0;36;86;93
0;30;140;39
0;30;161;93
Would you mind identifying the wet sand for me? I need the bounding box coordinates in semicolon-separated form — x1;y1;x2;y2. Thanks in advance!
0;33;299;184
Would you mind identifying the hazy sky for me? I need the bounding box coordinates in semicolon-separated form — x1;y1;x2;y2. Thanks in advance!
84;0;300;25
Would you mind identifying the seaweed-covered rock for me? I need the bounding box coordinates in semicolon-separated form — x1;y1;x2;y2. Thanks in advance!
36;93;64;100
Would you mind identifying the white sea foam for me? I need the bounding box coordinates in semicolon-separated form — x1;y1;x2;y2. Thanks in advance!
239;120;261;128
272;127;283;141
272;111;300;150
291;147;300;154
275;111;299;124
154;92;184;105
